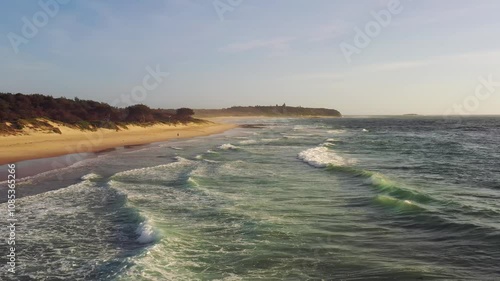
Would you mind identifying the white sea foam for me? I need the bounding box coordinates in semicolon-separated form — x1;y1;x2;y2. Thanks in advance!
0;177;129;280
218;143;239;150
321;142;335;147
111;157;194;184
239;139;258;145
261;138;280;142
80;173;101;181
283;135;306;139
187;176;200;187
362;129;369;132
0;155;102;186
298;146;354;168
293;125;313;131
135;220;159;244
173;156;191;162
321;138;337;147
327;129;347;134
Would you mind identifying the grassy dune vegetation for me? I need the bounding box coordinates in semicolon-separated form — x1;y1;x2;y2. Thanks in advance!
0;92;200;135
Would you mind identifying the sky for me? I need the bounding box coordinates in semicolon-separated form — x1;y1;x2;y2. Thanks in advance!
1;0;500;115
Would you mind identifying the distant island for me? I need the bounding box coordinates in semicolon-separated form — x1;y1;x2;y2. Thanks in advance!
194;104;342;118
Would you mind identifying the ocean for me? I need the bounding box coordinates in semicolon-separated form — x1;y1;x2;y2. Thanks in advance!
1;116;500;280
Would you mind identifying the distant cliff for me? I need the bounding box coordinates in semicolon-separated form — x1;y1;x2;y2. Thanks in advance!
195;105;342;118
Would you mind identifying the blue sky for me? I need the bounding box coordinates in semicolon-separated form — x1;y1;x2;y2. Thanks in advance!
1;0;500;115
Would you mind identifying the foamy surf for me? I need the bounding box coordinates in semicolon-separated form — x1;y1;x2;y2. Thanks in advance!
298;146;354;167
321;143;335;147
327;129;347;134
81;173;102;181
239;139;258;145
218;143;239;150
261;138;280;142
187;176;200;187
135;220;159;244
321;138;338;147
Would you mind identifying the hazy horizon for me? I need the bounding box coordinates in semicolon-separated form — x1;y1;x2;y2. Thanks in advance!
2;0;500;115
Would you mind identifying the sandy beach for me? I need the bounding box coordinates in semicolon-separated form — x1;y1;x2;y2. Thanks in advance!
0;122;237;165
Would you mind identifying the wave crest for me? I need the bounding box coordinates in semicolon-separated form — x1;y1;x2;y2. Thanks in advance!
80;173;102;181
135;220;160;244
239;139;257;145
219;143;239;150
298;146;354;168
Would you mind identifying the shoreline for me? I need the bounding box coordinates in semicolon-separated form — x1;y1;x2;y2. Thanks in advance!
0;122;237;165
200;115;341;121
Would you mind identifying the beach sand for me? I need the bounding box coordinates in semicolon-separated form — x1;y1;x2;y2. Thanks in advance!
0;122;237;165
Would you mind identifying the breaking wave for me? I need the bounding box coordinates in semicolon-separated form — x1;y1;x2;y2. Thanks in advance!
135;219;159;244
298;146;355;168
218;143;239;150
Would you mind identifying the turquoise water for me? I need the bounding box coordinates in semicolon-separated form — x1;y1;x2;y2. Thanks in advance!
1;117;500;280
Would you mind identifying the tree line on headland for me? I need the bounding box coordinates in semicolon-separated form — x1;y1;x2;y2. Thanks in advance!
194;104;342;117
0;92;197;133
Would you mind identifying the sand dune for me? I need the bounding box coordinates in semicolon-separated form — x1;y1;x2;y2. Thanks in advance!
0;122;237;165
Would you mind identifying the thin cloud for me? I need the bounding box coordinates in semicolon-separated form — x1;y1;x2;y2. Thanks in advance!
219;37;295;53
359;50;500;72
308;22;350;42
394;2;496;27
282;72;345;81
